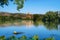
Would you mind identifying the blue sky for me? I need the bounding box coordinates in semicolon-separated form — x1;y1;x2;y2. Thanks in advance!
0;0;60;14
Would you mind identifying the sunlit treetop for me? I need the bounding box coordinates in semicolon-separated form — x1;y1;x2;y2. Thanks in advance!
0;0;25;11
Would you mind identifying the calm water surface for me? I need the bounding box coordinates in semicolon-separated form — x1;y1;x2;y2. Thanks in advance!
0;20;60;40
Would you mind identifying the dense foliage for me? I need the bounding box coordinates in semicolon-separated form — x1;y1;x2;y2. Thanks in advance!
0;35;55;40
42;11;58;22
0;0;25;11
33;11;59;23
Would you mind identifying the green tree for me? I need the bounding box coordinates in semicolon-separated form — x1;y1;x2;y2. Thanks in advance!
42;11;58;22
33;14;40;21
0;0;25;11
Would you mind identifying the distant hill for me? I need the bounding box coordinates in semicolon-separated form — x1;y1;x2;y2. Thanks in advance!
0;12;33;20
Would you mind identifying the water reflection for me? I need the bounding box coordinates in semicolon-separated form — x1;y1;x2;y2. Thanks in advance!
58;25;60;30
0;20;59;30
0;20;33;28
43;22;58;30
33;21;44;27
21;20;33;28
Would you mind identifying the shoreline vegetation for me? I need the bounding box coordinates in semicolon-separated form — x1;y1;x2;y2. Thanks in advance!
0;11;60;23
0;35;55;40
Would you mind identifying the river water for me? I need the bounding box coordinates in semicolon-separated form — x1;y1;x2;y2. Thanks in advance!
0;20;60;40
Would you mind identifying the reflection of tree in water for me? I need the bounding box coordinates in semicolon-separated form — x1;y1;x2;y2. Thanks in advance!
0;20;59;30
43;21;58;30
33;21;44;27
33;21;39;27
